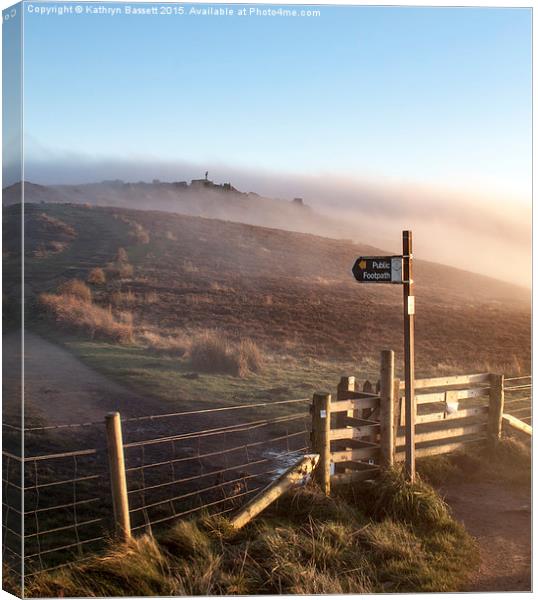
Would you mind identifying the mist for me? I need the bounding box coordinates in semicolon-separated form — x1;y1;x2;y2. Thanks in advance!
21;152;531;288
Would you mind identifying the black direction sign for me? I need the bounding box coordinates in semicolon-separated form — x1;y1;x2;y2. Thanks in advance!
352;256;403;284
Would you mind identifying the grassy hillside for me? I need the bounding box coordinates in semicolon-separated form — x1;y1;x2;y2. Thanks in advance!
3;202;530;410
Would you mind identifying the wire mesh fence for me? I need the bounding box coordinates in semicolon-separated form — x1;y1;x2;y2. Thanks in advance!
123;414;310;532
2;397;312;580
504;375;532;424
3;443;112;580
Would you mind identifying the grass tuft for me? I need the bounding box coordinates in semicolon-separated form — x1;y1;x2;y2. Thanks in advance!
87;267;106;285
57;279;92;303
39;293;133;343
348;467;450;526
190;331;264;377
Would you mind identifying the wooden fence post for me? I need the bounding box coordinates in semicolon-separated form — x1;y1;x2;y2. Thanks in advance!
337;376;355;423
393;378;401;445
488;374;505;446
105;412;132;541
379;350;395;468
312;393;331;495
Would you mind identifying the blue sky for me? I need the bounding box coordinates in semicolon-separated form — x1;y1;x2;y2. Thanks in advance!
20;3;532;203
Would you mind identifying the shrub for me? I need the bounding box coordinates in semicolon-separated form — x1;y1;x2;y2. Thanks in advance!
144;291;159;304
110;290;136;306
38;213;76;238
182;260;198;274
116;247;129;262
39;293;133;343
57;279;92;303
189;332;264;377
118;262;134;278
87;267;106;285
190;331;234;374
132;227;150;245
106;261;134;279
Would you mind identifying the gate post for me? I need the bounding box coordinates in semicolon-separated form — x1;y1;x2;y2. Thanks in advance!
380;350;395;467
488;374;505;447
312;393;331;495
105;412;132;541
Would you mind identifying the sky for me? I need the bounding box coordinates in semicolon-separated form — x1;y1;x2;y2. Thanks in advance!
3;2;533;284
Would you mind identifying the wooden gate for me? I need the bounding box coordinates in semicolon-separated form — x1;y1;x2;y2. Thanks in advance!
310;351;528;494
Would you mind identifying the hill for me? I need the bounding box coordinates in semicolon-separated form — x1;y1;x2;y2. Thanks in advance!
2;179;356;241
4;202;530;391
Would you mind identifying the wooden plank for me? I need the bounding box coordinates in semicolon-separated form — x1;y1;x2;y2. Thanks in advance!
394;437;486;461
502;414;532;436
331;398;379;413
330;424;380;441
456;388;491;401
341;416;380;428
399;387;490;406
338;460;377;471
400;373;490;391
230;454;319;529
396;423;486;446
336;390;380;401
400;406;488;426
331;438;379;451
331;447;379;463
331;468;380;485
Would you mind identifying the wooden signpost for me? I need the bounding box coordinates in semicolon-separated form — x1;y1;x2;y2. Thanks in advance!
352;231;416;481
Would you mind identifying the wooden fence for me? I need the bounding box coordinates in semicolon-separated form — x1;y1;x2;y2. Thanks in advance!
311;352;531;494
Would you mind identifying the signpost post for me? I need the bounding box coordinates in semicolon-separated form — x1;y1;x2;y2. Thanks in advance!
352;231;416;482
402;231;415;481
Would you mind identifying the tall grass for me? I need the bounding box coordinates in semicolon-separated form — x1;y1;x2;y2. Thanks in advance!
106;261;134;279
27;481;478;597
87;267;106;285
190;331;264;377
57;279;92;303
418;436;531;487
351;467;450;526
138;329;190;356
38;212;76;238
39;292;133;343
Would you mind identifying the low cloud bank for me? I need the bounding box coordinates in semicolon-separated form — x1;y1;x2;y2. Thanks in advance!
23;152;531;287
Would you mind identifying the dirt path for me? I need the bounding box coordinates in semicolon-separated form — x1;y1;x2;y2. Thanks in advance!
440;479;531;592
4;331;164;427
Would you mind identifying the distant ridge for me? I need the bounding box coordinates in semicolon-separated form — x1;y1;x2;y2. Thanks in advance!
2;179;354;241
